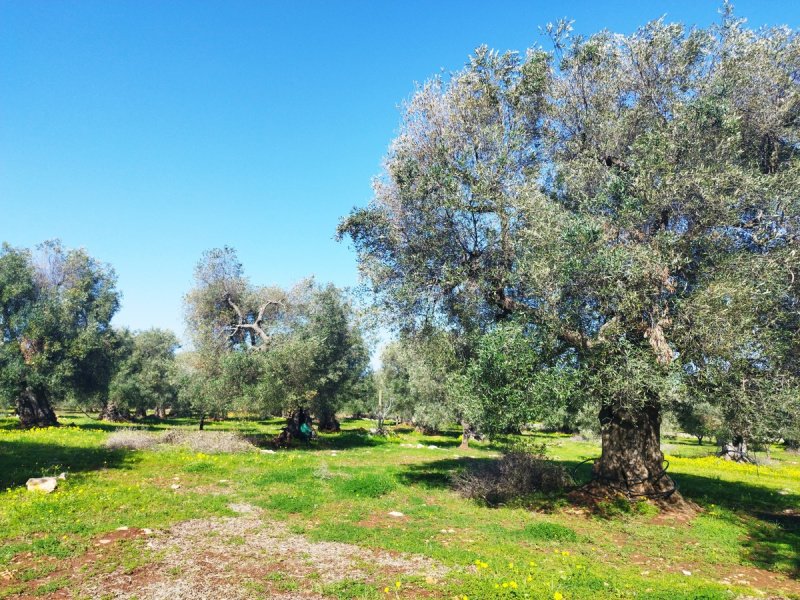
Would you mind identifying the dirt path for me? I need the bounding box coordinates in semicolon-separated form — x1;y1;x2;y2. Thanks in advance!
73;503;448;599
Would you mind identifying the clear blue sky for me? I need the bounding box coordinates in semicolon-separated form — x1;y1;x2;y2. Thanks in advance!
2;1;797;342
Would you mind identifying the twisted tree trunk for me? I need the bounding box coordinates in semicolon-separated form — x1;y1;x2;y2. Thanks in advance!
316;408;340;432
16;387;58;428
100;401;129;422
459;421;475;450
590;401;678;500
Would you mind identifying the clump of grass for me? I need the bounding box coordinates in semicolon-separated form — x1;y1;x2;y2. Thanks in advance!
334;473;396;498
266;493;317;514
453;448;573;506
520;522;578;542
103;429;159;451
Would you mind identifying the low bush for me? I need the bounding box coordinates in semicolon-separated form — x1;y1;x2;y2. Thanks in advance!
103;429;159;450
160;430;256;453
453;447;573;506
104;429;255;453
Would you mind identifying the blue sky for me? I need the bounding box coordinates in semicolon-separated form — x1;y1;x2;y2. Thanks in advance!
2;1;797;343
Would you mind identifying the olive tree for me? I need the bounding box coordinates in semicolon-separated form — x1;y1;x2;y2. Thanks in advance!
340;10;799;498
0;241;119;427
108;328;180;419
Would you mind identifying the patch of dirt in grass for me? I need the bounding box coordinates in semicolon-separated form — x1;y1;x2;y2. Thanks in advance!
73;503;448;600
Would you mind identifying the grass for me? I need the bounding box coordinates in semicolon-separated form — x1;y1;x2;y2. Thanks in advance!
0;413;798;599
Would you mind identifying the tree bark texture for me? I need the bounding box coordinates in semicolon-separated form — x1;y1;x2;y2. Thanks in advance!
16;387;59;428
316;408;340;432
591;401;678;499
100;402;129;422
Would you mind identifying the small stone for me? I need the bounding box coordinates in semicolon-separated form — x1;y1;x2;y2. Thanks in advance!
57;472;67;480
427;445;439;449
98;539;112;545
388;511;405;518
170;484;181;490
26;477;58;493
142;528;153;535
681;570;692;576
261;449;276;454
116;526;129;531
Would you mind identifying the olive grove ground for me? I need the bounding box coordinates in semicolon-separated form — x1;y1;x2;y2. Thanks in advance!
0;415;798;599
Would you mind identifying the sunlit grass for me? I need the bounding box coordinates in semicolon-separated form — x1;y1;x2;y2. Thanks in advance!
0;414;798;598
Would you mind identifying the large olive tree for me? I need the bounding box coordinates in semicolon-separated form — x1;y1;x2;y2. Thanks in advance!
339;10;799;498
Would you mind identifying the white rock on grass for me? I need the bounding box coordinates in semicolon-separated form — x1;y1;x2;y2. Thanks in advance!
26;477;58;493
388;511;405;518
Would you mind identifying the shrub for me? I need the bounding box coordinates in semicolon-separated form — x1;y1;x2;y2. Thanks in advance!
159;430;255;453
453;448;573;506
103;429;159;450
104;429;256;453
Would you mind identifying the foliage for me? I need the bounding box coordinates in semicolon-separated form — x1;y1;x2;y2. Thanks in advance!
183;248;370;428
0;241;120;425
340;11;800;487
108;328;180;417
453;444;574;506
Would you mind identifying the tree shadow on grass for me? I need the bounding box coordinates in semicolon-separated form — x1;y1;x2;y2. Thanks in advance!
398;454;799;577
671;472;800;577
0;438;135;489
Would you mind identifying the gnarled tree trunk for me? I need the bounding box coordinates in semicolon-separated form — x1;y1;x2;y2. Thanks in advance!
590;401;678;500
316;408;340;433
100;401;129;422
459;421;474;450
276;408;313;445
718;435;752;462
16;387;58;428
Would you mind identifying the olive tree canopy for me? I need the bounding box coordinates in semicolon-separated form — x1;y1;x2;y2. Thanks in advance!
339;9;800;499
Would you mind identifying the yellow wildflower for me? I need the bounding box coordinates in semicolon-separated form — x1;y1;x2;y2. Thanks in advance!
554;593;564;600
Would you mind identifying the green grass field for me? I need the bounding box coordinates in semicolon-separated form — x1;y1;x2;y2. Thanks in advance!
0;414;798;599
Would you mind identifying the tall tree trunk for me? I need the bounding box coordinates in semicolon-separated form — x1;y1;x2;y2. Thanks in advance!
100;401;129;422
591;401;678;500
155;405;166;419
459;421;473;450
16;387;58;428
316;408;340;432
276;408;311;445
199;414;206;431
134;406;147;419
